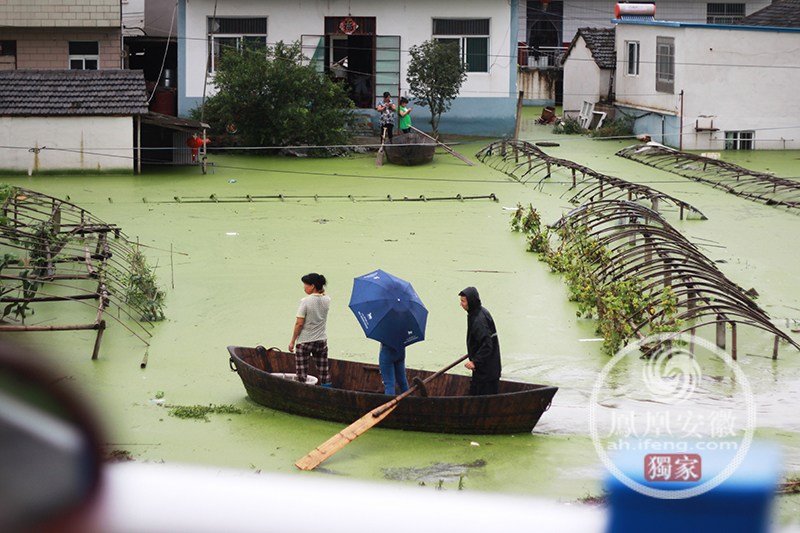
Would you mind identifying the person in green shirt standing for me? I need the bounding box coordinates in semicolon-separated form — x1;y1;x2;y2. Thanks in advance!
398;97;412;134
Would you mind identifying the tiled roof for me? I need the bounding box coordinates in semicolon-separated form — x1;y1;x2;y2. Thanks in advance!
0;70;149;116
563;28;616;69
734;0;800;27
580;28;616;69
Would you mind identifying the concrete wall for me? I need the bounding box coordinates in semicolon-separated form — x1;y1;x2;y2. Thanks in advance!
562;37;610;118
178;0;519;137
0;116;134;173
518;68;559;107
0;27;121;69
615;22;800;150
0;0;120;28
122;0;146;37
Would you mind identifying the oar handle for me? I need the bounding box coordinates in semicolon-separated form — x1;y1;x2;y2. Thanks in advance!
372;354;468;417
410;126;434;142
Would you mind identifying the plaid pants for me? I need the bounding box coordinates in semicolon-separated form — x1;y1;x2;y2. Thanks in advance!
295;340;330;385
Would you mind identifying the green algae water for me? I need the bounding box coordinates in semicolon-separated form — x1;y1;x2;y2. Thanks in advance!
2;108;800;525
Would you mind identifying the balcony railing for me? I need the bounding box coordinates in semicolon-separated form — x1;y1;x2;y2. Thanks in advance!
518;46;567;69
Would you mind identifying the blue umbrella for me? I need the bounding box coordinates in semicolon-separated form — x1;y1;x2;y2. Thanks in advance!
348;270;428;352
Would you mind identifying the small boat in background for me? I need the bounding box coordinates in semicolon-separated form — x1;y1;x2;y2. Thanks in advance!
228;345;557;434
384;132;436;166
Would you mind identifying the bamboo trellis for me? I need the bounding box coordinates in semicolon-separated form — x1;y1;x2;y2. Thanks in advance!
0;186;157;359
616;143;800;212
475;140;707;220
551;199;800;358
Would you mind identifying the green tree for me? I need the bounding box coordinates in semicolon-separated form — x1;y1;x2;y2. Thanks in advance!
196;40;356;153
406;40;468;138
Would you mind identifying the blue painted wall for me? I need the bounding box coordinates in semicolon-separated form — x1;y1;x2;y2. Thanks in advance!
617;105;681;148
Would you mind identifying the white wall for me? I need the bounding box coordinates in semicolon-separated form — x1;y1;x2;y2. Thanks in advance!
615;23;800;150
182;0;512;102
0;117;134;173
179;0;518;136
122;0;146;37
562;38;610;117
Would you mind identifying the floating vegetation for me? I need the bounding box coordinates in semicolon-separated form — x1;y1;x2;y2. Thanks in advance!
120;247;166;321
577;491;608;506
777;477;800;494
169;403;244;421
104;449;134;463
382;460;486;484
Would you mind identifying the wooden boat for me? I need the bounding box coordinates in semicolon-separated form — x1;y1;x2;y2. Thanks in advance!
228;345;557;434
383;132;436;166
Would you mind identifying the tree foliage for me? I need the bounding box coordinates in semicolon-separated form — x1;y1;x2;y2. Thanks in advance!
196;40;356;153
406;40;468;138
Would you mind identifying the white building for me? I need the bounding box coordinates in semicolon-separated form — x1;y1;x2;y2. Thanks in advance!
560;27;615;118
177;0;521;137
614;19;800;150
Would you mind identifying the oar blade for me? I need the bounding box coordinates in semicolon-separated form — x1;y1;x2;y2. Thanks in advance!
295;402;399;470
294;354;467;471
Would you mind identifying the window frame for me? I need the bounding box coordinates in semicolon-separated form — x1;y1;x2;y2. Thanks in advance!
655;36;674;94
207;17;268;73
432;18;490;73
68;41;99;70
724;130;754;150
707;3;746;24
625;40;640;76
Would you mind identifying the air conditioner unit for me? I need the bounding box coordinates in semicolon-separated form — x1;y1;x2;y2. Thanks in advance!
696;116;717;131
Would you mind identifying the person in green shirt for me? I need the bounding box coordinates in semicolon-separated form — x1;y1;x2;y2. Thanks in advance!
398;97;412;134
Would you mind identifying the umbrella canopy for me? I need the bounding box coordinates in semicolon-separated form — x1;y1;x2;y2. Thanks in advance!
348;270;428;352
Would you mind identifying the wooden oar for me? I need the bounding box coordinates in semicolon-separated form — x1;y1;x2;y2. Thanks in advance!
294;353;469;471
375;128;386;166
410;126;477;166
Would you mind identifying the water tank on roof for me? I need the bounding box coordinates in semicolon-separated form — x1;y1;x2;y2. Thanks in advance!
615;3;656;19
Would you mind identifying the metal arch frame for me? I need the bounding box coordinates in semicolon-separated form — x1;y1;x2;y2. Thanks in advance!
551;199;800;357
616;143;800;212
476;140;708;220
0;186;157;359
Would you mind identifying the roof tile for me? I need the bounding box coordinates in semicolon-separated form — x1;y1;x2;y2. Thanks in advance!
0;70;149;116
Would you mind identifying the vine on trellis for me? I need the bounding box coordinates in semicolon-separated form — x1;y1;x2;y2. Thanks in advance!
510;203;682;354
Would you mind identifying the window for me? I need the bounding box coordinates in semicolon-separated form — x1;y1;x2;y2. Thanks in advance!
208;17;267;73
0;41;16;69
725;131;754;150
655;36;674;93
625;41;639;76
432;18;490;73
707;3;746;24
69;41;99;70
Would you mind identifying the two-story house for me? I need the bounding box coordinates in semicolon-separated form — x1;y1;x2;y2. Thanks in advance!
178;0;521;138
614;1;800;150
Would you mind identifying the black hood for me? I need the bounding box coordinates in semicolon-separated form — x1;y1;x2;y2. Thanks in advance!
459;286;481;312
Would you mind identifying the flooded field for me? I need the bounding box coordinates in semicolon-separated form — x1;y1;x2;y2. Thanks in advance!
2;107;800;526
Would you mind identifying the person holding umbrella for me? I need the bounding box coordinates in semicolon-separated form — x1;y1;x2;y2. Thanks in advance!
378;343;409;395
289;273;332;387
459;287;502;396
348;270;428;395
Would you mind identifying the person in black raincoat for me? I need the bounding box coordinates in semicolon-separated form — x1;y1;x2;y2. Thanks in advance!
458;286;502;395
